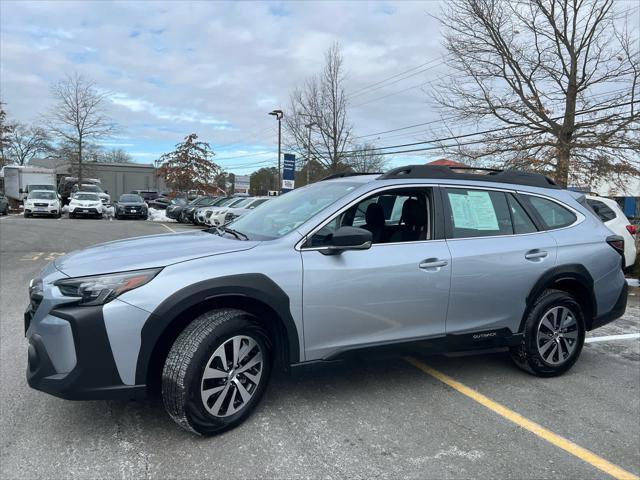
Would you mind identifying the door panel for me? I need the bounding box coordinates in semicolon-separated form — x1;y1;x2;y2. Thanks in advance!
445;232;557;334
302;241;451;360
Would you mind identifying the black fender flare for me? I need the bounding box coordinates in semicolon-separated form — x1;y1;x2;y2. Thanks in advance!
135;273;300;385
519;264;596;332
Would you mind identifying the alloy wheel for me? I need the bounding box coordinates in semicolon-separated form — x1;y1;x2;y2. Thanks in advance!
200;335;263;418
536;306;579;365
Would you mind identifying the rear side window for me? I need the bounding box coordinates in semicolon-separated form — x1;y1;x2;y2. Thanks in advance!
586;199;616;222
526;196;576;230
444;188;512;238
507;195;537;234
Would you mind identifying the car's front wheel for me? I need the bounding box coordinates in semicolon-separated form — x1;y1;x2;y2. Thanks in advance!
510;289;585;377
162;308;271;435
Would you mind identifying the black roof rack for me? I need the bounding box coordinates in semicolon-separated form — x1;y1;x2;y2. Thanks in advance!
378;165;559;189
320;172;383;181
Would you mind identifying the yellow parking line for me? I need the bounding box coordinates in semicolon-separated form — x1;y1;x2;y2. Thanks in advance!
405;357;639;480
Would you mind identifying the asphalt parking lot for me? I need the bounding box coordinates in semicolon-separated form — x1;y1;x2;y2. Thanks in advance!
0;214;638;479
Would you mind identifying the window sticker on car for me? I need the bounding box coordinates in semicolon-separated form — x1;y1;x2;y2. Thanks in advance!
448;191;499;230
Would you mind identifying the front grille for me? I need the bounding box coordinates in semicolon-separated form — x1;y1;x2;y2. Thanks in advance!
34;203;49;207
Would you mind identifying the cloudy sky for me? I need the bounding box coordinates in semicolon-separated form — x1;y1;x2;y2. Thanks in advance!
1;1;452;174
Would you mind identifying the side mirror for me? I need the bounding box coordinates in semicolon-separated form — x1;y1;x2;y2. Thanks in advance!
19;188;24;194
320;226;372;255
104;190;109;194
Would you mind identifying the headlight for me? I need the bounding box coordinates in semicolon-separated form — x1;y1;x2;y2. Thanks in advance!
54;268;161;306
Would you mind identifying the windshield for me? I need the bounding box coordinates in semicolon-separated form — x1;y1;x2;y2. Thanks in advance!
199;197;219;206
120;194;143;202
189;197;207;206
212;197;230;206
216;197;239;207
248;198;269;209
29;185;54;191
78;184;102;193
73;193;100;201
171;198;187;205
29;191;56;200
230;197;254;208
227;197;249;208
229;182;360;239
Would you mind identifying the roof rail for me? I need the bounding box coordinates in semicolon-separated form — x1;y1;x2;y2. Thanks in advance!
378;165;559;189
320;172;383;181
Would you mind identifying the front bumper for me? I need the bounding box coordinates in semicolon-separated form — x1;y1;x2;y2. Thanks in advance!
69;207;102;216
117;208;147;217
26;303;146;400
25;206;59;215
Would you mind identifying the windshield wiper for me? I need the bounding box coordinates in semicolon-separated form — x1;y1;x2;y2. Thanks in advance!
205;225;248;240
221;226;249;240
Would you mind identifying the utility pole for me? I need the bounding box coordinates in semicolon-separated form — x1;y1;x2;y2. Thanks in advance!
268;109;284;192
305;122;315;186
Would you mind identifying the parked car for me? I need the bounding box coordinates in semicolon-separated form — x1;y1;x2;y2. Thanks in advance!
71;183;110;205
207;197;257;226
23;190;61;218
148;196;171;210
58;177;102;205
68;192;104;218
0;195;9;215
131;190;160;202
179;196;219;224
24;166;628;436
586;195;637;270
221;197;270;225
115;194;149;220
165;197;191;220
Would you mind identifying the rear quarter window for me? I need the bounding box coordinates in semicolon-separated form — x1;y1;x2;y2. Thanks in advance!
586;199;617;222
525;196;577;230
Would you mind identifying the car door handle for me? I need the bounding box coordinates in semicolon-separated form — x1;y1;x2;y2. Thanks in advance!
525;250;548;260
419;258;448;269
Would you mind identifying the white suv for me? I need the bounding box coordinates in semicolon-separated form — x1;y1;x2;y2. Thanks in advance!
23;190;61;218
586;195;637;269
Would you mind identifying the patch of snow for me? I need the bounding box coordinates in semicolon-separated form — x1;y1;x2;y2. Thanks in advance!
61;205;69;213
148;207;176;223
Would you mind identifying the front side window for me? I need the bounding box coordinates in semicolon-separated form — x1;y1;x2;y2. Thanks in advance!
526;196;577;230
445;188;512;238
309;187;432;247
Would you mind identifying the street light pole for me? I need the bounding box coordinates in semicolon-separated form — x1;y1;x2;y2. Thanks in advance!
305;122;315;185
269;109;284;192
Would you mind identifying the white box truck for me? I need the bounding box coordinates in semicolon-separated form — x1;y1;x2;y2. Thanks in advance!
1;166;57;202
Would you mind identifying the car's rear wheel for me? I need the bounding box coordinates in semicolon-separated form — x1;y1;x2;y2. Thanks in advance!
162;308;271;435
510;289;585;377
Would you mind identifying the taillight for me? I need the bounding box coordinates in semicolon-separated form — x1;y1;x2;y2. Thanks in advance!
606;235;625;256
626;224;637;236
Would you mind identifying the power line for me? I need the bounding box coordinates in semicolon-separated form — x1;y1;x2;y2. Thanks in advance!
348;60;446;100
339;100;639;157
347;57;443;98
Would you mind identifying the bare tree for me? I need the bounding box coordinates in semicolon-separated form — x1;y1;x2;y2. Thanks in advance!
6;123;52;165
99;147;133;163
48;74;115;182
347;143;388;173
431;0;639;187
0;102;14;167
286;42;353;174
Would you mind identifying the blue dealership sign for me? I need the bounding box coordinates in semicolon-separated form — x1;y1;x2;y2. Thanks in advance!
282;153;296;192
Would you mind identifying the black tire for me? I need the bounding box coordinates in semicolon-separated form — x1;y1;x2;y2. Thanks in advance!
510;289;585;377
23;212;30;218
162;308;271;436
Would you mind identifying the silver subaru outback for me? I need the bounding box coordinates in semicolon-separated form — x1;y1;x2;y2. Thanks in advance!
25;165;627;435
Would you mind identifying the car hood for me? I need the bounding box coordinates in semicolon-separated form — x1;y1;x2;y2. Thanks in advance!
54;231;259;277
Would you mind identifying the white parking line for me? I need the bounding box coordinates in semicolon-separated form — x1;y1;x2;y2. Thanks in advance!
160;223;176;233
585;333;640;343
